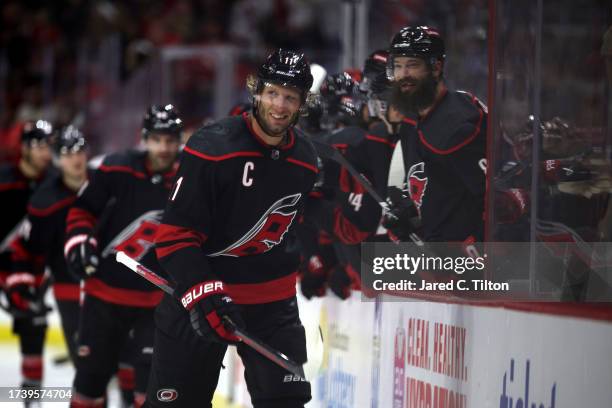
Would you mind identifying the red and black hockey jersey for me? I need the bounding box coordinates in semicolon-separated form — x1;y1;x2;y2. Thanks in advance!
65;150;177;307
155;113;318;305
399;89;487;242
0;163;49;285
311;122;397;244
11;171;94;301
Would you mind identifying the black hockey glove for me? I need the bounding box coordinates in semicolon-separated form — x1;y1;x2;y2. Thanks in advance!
180;280;245;344
382;187;421;242
64;235;99;279
328;264;361;300
3;273;49;316
300;255;330;299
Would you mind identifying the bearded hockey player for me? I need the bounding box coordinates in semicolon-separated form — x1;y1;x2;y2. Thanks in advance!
64;105;182;408
0;120;53;407
146;49;317;408
385;26;487;243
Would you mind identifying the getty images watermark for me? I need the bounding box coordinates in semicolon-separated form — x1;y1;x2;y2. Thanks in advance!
370;252;508;292
360;242;512;300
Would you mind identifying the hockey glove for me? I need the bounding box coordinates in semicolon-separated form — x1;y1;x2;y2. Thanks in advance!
328;264;361;300
64;235;99;279
180;280;245;344
300;255;330;299
4;273;39;312
382;187;421;242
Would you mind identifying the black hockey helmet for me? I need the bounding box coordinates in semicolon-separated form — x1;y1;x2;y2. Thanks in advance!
387;26;446;79
55;125;87;155
253;49;313;99
21;120;54;146
142;104;183;139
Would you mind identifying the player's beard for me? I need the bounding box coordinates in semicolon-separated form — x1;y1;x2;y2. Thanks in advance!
255;102;299;140
390;72;438;116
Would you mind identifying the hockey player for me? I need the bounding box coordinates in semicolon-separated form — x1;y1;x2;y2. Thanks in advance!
0;120;54;407
64;105;182;408
300;70;398;299
10;126;89;366
146;49;317;407
384;26;487;243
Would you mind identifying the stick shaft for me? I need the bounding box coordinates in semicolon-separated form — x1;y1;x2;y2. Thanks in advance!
115;251;305;378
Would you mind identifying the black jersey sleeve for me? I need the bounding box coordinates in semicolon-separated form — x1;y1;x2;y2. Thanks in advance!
10;210;55;277
154;145;215;294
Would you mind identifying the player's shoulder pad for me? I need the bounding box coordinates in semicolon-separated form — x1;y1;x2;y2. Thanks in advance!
0;163;18;184
325;126;367;148
363;122;397;149
28;172;73;215
99;149;146;169
184;115;252;159
421;90;487;154
291;126;318;165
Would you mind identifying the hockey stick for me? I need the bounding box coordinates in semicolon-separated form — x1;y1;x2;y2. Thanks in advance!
115;251;306;379
311;139;425;247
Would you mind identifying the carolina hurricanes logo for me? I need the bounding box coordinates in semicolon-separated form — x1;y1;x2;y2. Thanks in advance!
102;210;163;260
407;162;428;211
210;193;301;258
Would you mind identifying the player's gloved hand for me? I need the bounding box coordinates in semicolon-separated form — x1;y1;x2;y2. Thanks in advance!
382;187;420;242
328;264;361;300
180;280;245;344
4;273;38;311
494;188;530;224
300;255;330;299
64;235;99;279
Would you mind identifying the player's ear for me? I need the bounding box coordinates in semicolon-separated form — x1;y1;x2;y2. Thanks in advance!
432;60;443;80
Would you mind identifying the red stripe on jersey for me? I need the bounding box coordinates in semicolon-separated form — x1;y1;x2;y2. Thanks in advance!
418;104;484;155
318;230;332;245
339;167;365;194
366;134;396;148
66;207;96;233
99;165;146;178
184;146;264;162
333;207;370;244
286;157;318;173
28;196;75;217
156;224;206;245
226;272;297;304
0;181;28;191
309;190;323;198
53;283;80;301
155;240;201;259
84;278;163;307
402;118;417;126
332;143;348;150
242;112;295;151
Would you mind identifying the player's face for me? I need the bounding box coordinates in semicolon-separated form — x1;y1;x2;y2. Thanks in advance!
59;150;88;179
145;133;180;172
255;84;302;138
390;56;439;114
392;57;429;93
23;140;52;173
